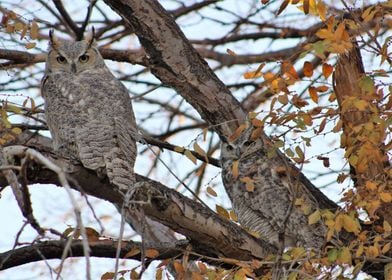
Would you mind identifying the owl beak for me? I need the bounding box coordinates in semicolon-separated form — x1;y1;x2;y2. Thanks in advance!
71;63;77;73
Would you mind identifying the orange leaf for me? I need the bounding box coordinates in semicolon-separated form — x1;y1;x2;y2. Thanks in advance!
315;85;329;92
318;117;327;133
308;86;318;103
303;61;313;77
322;63;333;78
85;227;100;241
124;248;141;258
282;61;299;79
173;261;185;275
206;186;217;197
303;0;310;14
226;49;237;56
278;94;289;105
229;124;247;141
277;0;290;15
184;150;197;165
216;205;230;219
380;192;392;203
243;70;262;79
145;249;160;258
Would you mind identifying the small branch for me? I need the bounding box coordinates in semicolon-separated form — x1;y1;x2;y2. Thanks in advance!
52;0;81;38
0;239;188;270
1;146;92;280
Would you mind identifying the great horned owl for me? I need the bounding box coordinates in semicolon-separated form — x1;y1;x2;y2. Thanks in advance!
220;124;331;249
41;30;137;193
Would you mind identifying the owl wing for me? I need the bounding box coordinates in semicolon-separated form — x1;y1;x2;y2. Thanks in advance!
74;72;138;191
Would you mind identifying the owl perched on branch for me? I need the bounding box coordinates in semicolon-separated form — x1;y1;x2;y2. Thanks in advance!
41;29;137;193
220;123;335;249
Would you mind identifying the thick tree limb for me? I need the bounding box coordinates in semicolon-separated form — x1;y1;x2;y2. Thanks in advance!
0;239;188;270
103;0;246;136
0;131;278;263
0;48;145;66
334;43;392;225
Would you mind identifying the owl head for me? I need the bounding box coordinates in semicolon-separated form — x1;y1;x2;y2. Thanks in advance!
220;122;263;161
45;28;105;75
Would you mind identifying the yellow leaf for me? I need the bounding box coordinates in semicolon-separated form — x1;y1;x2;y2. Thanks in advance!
382;243;391;254
353;100;368;111
380;192;392;203
384;220;392;235
25;42;36;49
193;142;206;157
101;272;116;280
174;146;185;153
145;249;160;258
366;246;379;258
155;268;163;280
191;272;204;280
278;94;289;105
202;128;208;141
232;160;239;179
216;205;230;220
317;1;327;21
206;186;217;197
316;28;334;40
184;150;197;165
30;20;39;40
295;146;304;161
14;22;24;31
229;210;238;222
338;247;352;264
342;214;361;234
308;210;321;225
11;127;22;135
366;181;378;191
130;269;139;280
356;243;364;258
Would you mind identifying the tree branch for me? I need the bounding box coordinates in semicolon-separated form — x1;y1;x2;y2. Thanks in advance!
0;131;277;263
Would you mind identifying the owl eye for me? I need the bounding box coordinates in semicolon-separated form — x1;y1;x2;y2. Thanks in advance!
226;144;234;151
243;140;253;147
56;56;67;64
79;54;90;63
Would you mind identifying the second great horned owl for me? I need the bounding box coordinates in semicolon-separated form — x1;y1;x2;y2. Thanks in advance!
220;124;331;249
41;30;137;193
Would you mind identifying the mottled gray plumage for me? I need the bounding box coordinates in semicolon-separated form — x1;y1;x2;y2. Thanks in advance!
41;32;137;193
221;124;330;249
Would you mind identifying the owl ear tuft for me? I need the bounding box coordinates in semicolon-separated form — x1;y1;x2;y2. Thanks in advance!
49;29;60;51
85;27;96;49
